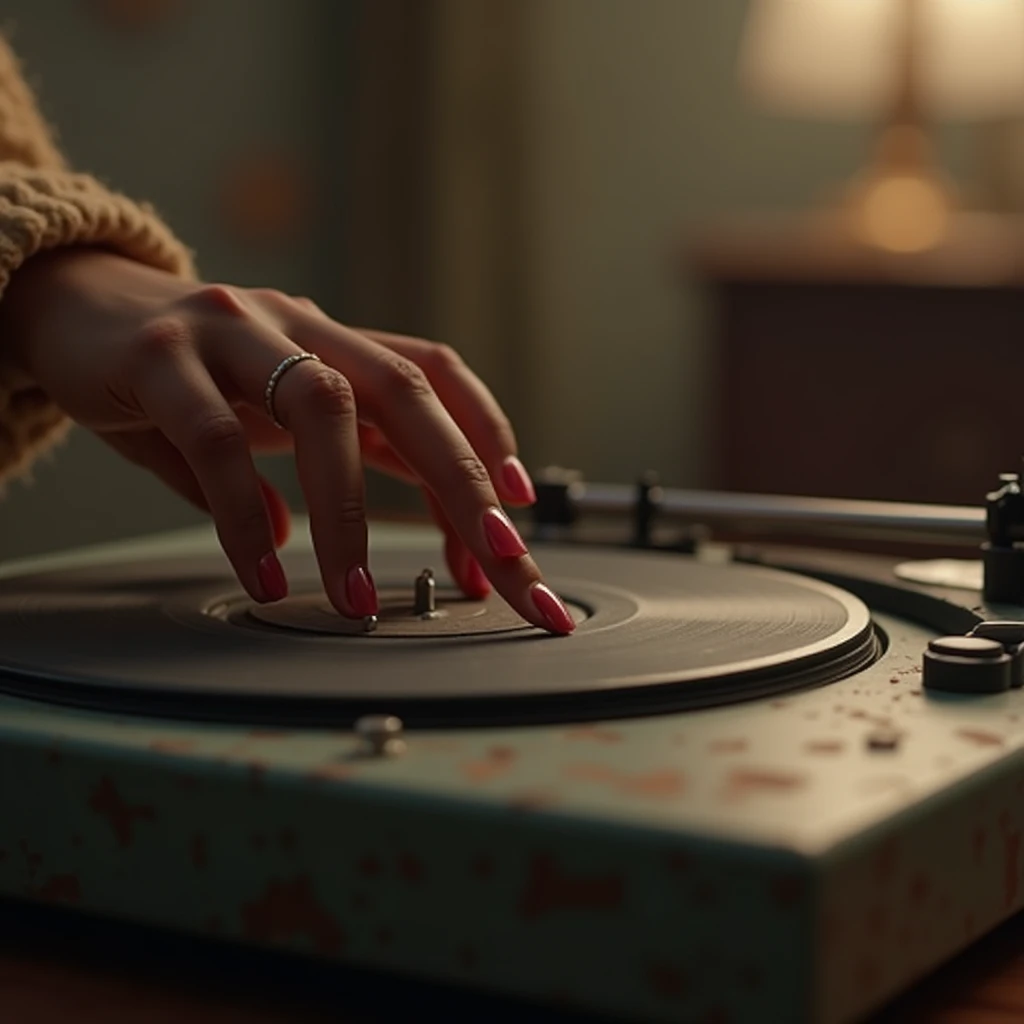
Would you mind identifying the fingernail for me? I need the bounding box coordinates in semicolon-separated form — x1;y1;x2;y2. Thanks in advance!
257;552;288;602
501;456;536;505
463;556;491;599
483;507;528;559
346;565;379;617
531;582;575;634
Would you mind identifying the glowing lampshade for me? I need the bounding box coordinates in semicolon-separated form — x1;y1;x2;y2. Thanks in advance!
739;0;1024;252
742;0;1024;121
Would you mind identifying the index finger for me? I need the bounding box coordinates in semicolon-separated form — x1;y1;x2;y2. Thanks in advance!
338;326;536;508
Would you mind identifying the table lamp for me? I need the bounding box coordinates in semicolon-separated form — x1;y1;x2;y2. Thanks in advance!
740;0;1024;253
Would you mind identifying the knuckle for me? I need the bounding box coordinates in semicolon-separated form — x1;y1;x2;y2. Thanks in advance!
331;497;367;528
252;287;290;307
377;355;433;399
298;366;356;420
448;452;492;490
190;284;246;317
189;413;246;461
220;500;271;541
130;317;194;368
425;342;465;376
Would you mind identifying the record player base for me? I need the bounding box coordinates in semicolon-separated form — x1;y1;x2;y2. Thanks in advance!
1;524;1023;1024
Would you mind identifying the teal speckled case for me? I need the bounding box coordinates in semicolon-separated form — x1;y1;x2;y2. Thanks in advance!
1;523;1021;1023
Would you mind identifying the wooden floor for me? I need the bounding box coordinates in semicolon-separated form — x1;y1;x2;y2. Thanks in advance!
6;901;1024;1023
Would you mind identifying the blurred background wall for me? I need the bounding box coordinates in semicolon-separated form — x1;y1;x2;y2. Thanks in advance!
0;0;986;559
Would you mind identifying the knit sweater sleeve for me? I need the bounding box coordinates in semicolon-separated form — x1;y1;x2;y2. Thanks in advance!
0;35;195;484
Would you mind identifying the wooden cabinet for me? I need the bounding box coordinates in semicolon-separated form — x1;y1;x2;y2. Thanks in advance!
694;215;1024;505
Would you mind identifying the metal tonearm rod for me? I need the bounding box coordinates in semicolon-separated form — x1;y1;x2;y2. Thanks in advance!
531;469;988;547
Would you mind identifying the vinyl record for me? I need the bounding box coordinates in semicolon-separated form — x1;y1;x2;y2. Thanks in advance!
0;546;878;726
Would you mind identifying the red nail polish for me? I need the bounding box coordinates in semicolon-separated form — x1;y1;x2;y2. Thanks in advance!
463;556;491;599
346;565;379;617
482;507;527;559
501;456;536;505
257;552;288;602
531;583;575;634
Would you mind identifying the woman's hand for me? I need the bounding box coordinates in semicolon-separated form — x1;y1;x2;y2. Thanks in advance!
0;249;575;634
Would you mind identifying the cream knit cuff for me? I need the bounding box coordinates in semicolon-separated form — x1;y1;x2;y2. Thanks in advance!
0;162;195;483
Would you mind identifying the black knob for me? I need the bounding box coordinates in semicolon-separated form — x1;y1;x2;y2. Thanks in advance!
923;635;1012;694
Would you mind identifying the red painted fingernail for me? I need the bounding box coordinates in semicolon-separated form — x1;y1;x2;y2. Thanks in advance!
531;583;575;634
257;552;288;602
346;565;379;617
463;556;491;599
482;507;527;559
501;456;536;505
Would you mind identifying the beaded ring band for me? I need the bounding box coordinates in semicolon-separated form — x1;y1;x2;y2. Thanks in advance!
263;352;322;428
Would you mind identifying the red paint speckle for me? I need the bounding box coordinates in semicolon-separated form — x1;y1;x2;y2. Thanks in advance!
804;739;844;755
565;762;686;799
240;875;343;954
88;777;155;848
519;853;624;920
723;768;806;802
461;746;518;784
956;728;1004;748
565;726;623;744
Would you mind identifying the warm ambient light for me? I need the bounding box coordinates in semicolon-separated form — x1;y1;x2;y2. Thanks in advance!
740;0;1024;252
857;174;949;253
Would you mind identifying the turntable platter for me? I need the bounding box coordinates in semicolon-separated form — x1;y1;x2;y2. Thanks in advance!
0;546;878;726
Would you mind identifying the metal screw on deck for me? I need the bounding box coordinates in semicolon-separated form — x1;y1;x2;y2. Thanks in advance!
354;714;406;757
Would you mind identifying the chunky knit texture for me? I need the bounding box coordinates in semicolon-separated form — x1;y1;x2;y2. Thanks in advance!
0;36;194;483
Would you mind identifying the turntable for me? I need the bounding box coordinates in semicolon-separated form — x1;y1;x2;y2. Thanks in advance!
2;470;1023;1024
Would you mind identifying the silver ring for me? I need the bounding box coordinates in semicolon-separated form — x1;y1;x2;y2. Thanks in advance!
263;352;321;428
